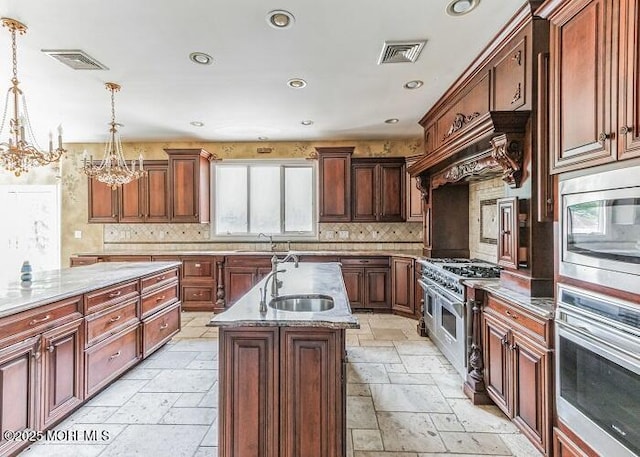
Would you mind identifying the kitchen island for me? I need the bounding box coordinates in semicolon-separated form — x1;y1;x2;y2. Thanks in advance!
0;262;181;457
209;262;358;457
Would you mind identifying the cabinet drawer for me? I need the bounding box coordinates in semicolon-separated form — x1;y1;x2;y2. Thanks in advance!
85;298;139;347
85;324;140;397
183;286;214;303
0;296;82;347
105;255;152;262
142;302;181;358
141;267;179;292
141;283;179;318
182;258;215;279
85;281;139;314
224;256;272;267
485;295;550;345
340;256;389;266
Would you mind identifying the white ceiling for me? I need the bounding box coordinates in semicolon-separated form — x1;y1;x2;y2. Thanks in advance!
0;0;525;143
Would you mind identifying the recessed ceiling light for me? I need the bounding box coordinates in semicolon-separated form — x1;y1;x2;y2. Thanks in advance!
404;80;424;90
258;136;269;140
189;52;213;65
190;121;204;127
287;78;307;88
385;118;399;124
446;0;480;16
267;10;295;29
301;120;314;126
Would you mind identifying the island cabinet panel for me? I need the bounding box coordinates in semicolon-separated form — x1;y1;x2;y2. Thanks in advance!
391;257;414;316
318;148;353;222
142;301;181;358
40;318;84;429
219;328;279;457
280;329;343;457
0;335;40;457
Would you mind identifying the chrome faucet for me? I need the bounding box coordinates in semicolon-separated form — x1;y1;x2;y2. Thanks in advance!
259;269;285;313
269;253;299;298
257;232;276;251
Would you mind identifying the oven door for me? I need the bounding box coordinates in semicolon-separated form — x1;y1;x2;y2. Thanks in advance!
431;287;467;378
418;278;436;335
556;316;640;457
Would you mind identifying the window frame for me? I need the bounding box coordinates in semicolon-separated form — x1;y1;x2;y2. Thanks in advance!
210;159;318;240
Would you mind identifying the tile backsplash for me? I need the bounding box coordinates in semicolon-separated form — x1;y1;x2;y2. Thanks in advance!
469;177;505;262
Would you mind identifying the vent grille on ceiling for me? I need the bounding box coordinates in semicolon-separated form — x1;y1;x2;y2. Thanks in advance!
41;50;108;70
378;40;426;64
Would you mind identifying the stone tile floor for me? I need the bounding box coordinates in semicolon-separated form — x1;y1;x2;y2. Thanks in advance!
20;312;542;457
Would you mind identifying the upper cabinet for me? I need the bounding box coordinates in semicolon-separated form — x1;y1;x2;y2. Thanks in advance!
352;158;405;222
317;147;353;222
405;155;424;223
541;0;640;172
118;161;170;223
165;148;213;223
88;178;118;223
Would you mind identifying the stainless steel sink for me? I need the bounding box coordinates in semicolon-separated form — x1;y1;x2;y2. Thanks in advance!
268;294;334;312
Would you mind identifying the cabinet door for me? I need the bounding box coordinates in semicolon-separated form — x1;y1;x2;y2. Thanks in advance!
391;258;414;315
549;0;616;172
497;197;518;269
225;268;257;306
219;328;279;457
619;0;640;160
88;178;118;223
170;156;199;222
482;313;511;416
512;332;551;455
119;178;145;223
378;162;405;221
352;163;377;221
406;174;424;222
365;268;390;309
0;335;39;457
145;163;170;222
280;329;343;457
318;149;352;222
341;268;364;309
41;319;84;429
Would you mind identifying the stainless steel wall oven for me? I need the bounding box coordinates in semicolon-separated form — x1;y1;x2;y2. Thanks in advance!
556;284;640;457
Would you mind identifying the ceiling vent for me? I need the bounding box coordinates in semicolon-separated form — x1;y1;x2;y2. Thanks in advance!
378;40;426;64
41;50;108;70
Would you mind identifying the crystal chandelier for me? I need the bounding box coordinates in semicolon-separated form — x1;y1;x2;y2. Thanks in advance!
82;82;145;189
0;18;66;176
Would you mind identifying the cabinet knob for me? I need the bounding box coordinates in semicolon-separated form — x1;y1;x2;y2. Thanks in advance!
112;214;117;218
47;344;55;353
159;322;169;330
505;310;518;320
108;290;122;298
598;132;612;142
501;230;511;235
108;315;122;323
620;126;632;135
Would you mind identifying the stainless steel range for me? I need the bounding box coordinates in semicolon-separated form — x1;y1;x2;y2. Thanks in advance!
417;258;500;378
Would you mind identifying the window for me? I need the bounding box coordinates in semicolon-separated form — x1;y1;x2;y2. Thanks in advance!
213;161;316;237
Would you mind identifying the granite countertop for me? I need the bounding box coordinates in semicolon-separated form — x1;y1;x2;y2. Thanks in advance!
462;279;555;319
209;262;360;329
0;261;181;319
75;249;424;259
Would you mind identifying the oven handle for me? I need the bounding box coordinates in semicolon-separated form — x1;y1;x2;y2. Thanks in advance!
430;286;464;318
417;279;430;292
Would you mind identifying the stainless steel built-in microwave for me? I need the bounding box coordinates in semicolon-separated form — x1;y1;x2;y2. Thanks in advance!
559;165;640;295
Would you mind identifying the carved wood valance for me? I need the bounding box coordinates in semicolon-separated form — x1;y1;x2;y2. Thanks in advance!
407;111;530;183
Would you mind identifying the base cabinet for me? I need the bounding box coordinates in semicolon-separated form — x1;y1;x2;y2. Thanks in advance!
219;327;345;457
340;258;390;311
391;257;414;316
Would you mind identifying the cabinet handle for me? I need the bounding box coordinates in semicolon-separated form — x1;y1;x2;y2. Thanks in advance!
598;132;612;142
155;295;166;302
47;344;55;353
139;213;143;217
109;351;122;360
159;322;169;330
156;275;166;282
195;263;201;268
109;315;122;323
501;230;511;235
620;126;631;135
29;314;51;326
510;343;518;351
505;310;518;320
359;260;369;264
500;336;508;346
108;290;122;298
112;214;117;218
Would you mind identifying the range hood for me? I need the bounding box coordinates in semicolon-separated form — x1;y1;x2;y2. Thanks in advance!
407;110;531;188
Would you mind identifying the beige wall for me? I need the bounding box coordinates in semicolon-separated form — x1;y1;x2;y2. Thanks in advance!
60;139;422;263
468;177;505;262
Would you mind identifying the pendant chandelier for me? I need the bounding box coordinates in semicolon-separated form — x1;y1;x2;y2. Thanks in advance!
0;18;66;176
82;82;145;189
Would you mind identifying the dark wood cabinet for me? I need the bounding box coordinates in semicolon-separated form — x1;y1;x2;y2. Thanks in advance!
0;334;40;457
619;0;640;160
544;0;617;172
40;318;84;429
144;162;171;222
224;256;272;307
181;256;222;312
482;294;552;456
553;423;598;457
492;37;527;111
317;147;353;222
88;178;118;223
405;156;424;223
352;159;405;222
391;258;414;316
497;197;518;269
166;148;213;223
340;258;390;311
218;326;345;457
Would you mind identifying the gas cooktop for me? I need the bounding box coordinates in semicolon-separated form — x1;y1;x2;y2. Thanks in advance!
441;264;501;279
